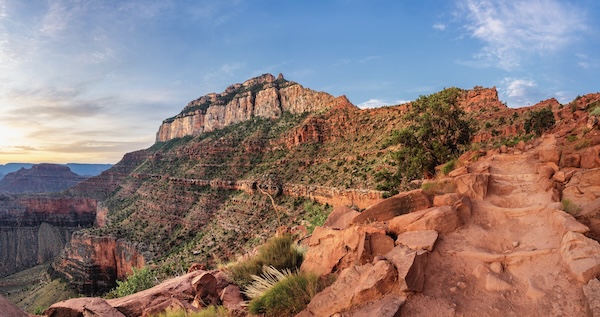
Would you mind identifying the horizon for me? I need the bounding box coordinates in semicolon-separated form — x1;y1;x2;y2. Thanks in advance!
0;0;598;164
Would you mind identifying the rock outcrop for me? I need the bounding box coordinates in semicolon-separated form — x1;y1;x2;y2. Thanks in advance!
156;74;337;142
52;232;146;294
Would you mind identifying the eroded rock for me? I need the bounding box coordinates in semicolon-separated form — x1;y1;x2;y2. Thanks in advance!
388;205;461;235
46;297;125;317
323;206;360;229
352;189;431;224
0;295;29;317
385;245;428;292
395;230;439;252
560;231;600;283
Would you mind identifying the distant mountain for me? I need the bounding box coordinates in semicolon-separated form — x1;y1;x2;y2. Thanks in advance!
65;163;113;176
0;163;87;194
0;163;112;180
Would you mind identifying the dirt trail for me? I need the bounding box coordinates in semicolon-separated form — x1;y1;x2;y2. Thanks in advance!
401;135;591;316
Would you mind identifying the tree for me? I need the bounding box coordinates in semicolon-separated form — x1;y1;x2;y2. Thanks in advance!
393;87;473;180
524;107;555;136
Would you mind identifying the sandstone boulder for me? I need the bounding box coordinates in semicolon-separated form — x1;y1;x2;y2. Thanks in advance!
0;295;29;317
551;210;589;235
352;189;431;225
448;166;468;177
560;231;600;283
323;205;360;229
538;147;562;165
581;145;600;169
561;153;581;168
107;270;202;317
298;260;398;317
219;284;244;312
395;230;439;252
388;205;461;235
583;278;600;317
385;245;428;292
46;297;125;317
454;174;489;200
349;294;406;317
300;225;387;276
433;193;461;207
563;169;600;206
191;272;219;307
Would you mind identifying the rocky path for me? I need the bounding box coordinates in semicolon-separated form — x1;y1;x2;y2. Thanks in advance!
401;136;594;316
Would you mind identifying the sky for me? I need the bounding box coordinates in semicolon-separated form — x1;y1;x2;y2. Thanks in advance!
0;0;598;164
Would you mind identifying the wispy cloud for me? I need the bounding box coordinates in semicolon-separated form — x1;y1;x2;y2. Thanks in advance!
457;0;586;70
358;98;411;109
499;78;541;106
433;23;446;31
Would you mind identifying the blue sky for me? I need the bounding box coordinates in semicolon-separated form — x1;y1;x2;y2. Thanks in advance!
0;0;598;164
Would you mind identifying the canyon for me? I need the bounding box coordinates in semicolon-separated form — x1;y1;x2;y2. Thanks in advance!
1;73;599;316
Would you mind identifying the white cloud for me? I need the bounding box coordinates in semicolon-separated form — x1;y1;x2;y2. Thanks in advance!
499;78;540;106
458;0;586;70
358;98;411;109
433;23;446;31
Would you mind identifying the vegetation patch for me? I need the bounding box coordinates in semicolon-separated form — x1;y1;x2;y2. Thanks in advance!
303;201;332;233
151;305;230;317
106;267;156;299
227;234;304;287
246;266;330;317
562;199;580;215
524;108;555;136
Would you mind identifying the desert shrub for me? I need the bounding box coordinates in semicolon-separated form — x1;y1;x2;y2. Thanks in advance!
441;160;456;175
562;199;580;215
246;267;329;317
421;179;457;196
151;306;230;317
524;107;555;136
303;201;332;233
106;267;156;298
228;234;304;286
392;88;473;181
566;135;578;142
575;139;592;150
34;306;46;315
590;107;600;116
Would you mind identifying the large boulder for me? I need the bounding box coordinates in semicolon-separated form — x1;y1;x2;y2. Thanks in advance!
300;225;388;276
107;270;203;317
351;189;431;224
323;205;360;229
581;145;600;169
350;294;406;317
388;206;461;235
0;295;29;317
297;260;398;317
385;245;428;292
395;230;439;252
538;147;562;165
45;297;125;317
560;231;600;283
453;174;489;200
563;169;600;206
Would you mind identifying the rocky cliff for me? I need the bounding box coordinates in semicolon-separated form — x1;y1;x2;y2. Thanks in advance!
51;232;146;294
0;195;96;277
156;73;337;142
0;164;86;194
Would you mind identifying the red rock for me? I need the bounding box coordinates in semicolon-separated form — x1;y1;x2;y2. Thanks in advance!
298;260;398;317
538;147;562;165
323;205;360;229
433;193;461;207
352;189;431;224
0;295;29;317
300;225;386;276
537;165;555;179
350;294;406;317
219;285;244;312
107;270;203;317
395;230;439;252
454;174;489;200
561;153;581;168
388;205;461;235
385;245;428;292
364;232;395;259
560;231;600;283
581;145;600;168
191;272;219;307
46;297;125;317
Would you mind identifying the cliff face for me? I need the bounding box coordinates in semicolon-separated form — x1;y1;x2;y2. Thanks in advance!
156;74;336;142
52;232;145;294
0;196;96;277
0;164;87;194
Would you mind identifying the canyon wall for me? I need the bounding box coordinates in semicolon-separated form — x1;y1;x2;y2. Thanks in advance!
52;232;146;294
0;196;97;277
156;74;337;142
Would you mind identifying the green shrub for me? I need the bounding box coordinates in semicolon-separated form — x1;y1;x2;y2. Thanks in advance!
524;107;555;136
247;268;328;317
590;107;600;116
562;199;580;215
303;201;332;233
441;160;456;175
106;267;156;298
566;135;578;142
34;306;46;315
227;234;304;286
